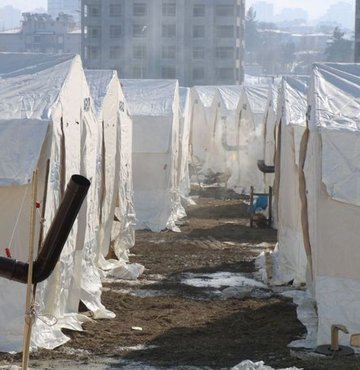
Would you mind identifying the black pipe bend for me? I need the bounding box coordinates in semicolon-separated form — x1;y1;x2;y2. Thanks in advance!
257;160;275;174
0;174;90;284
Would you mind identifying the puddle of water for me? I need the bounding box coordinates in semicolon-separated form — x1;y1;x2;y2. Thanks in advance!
180;272;267;289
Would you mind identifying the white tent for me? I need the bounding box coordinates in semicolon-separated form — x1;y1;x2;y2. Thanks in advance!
272;77;308;286
85;70;141;279
262;83;279;187
228;85;269;193
122;79;182;232
217;86;243;186
301;63;360;346
0;53;94;351
189;86;219;179
178;87;192;203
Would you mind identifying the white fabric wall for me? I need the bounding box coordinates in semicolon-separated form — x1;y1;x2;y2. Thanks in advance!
122;79;181;232
273;78;308;286
304;63;360;346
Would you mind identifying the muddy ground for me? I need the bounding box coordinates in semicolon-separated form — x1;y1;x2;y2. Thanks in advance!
1;187;359;369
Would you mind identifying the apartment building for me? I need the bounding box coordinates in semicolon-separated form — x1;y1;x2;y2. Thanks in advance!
0;13;80;54
81;0;245;86
356;0;360;61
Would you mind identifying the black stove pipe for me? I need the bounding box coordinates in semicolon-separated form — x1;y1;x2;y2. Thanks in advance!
0;174;90;284
257;160;275;174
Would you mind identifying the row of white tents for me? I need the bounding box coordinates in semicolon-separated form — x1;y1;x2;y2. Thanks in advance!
0;52;359;353
191;66;360;349
259;64;360;349
0;53;192;352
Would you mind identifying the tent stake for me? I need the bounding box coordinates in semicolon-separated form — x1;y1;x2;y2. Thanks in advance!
22;170;38;370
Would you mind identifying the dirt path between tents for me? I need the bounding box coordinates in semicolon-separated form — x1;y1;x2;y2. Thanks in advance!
0;187;359;369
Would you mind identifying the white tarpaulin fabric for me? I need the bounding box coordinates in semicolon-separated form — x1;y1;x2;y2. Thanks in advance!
178;87;192;203
228;85;269;193
86;70;140;277
273;77;308;286
216;86;242;184
0;53;88;351
122;79;182;232
304;63;360;346
189;86;218;178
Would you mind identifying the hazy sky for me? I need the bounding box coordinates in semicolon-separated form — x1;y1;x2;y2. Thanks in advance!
0;0;355;19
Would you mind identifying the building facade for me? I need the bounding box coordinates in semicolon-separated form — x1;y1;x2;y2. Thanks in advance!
0;13;81;54
81;0;245;86
356;0;360;62
48;0;81;22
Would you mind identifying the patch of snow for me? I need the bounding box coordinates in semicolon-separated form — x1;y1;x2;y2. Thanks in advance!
232;360;302;370
180;272;267;289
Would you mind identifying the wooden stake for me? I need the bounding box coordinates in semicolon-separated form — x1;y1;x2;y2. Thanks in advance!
22;170;38;370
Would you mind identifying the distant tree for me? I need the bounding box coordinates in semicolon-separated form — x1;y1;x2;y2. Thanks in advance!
325;27;353;62
245;7;260;55
281;41;296;66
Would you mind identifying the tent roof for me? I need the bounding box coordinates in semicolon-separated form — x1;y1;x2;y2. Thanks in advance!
0;54;78;120
243;85;269;115
311;63;360;132
121;79;177;117
85;69;117;115
193;86;218;108
0;52;75;79
179;87;189;115
0;53;79;185
217;86;242;111
282;77;308;127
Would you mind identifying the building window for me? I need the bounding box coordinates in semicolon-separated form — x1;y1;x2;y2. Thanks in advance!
90;46;99;59
34;35;41;43
89;27;101;39
89;6;100;17
110;46;121;59
162;45;176;59
215;47;234;59
193;47;205;59
133;66;145;78
193;25;205;38
83;4;88;17
216;25;234;38
110;4;122;16
110;25;121;38
162;66;176;79
83;26;88;39
162;24;176;37
133;3;147;16
133;45;146;59
216;5;233;16
162;2;176;16
133;24;147;37
216;68;234;80
193;67;205;81
193;5;205;17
